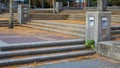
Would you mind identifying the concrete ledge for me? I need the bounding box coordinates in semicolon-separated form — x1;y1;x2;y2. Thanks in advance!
0;39;84;50
98;41;120;61
0;50;95;66
0;45;86;58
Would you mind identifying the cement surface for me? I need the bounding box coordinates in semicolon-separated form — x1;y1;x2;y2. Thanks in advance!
32;59;120;68
0;33;73;45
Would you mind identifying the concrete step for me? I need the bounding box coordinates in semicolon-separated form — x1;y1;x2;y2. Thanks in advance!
23;24;85;38
0;13;18;19
28;23;85;34
111;30;120;34
111;26;120;30
30;20;85;29
0;50;95;66
30;14;68;20
30;18;66;20
0;39;84;50
111;34;120;39
111;26;120;39
0;45;86;58
0;21;19;27
30;9;53;13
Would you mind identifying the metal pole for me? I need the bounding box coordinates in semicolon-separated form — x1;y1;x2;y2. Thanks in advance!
67;1;70;7
88;0;90;7
9;0;14;29
42;0;44;8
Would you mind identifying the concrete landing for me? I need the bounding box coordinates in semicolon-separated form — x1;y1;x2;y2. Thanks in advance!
0;33;73;45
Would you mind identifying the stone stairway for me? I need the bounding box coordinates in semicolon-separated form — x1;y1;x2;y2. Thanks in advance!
30;13;68;20
23;20;120;40
0;13;18;20
0;19;19;27
0;39;95;67
61;10;86;14
23;20;86;39
0;13;19;26
67;14;85;20
30;9;53;13
111;26;120;39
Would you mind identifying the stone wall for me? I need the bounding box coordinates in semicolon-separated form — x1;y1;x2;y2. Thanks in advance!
98;41;120;61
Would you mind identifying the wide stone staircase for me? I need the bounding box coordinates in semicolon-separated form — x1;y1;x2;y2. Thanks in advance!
67;14;85;20
111;26;120;39
23;20;86;39
30;9;54;13
23;20;120;40
30;13;68;20
0;13;19;26
0;13;18;20
0;39;95;67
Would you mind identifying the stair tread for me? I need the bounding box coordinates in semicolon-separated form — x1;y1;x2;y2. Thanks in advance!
0;39;84;49
30;20;85;28
28;23;85;32
111;29;120;32
0;45;86;56
23;25;85;37
0;50;95;63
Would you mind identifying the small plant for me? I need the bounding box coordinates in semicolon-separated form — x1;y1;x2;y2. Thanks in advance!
85;40;95;49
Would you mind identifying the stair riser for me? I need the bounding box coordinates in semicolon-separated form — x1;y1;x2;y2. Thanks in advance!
111;26;120;39
111;31;120;34
28;22;85;31
23;25;85;38
111;27;120;30
0;51;95;67
0;40;85;50
111;36;120;39
0;46;86;58
30;21;85;28
28;24;85;34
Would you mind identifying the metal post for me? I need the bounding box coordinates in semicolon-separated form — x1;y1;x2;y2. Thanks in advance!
88;0;90;7
42;0;44;8
9;0;14;29
67;1;70;7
